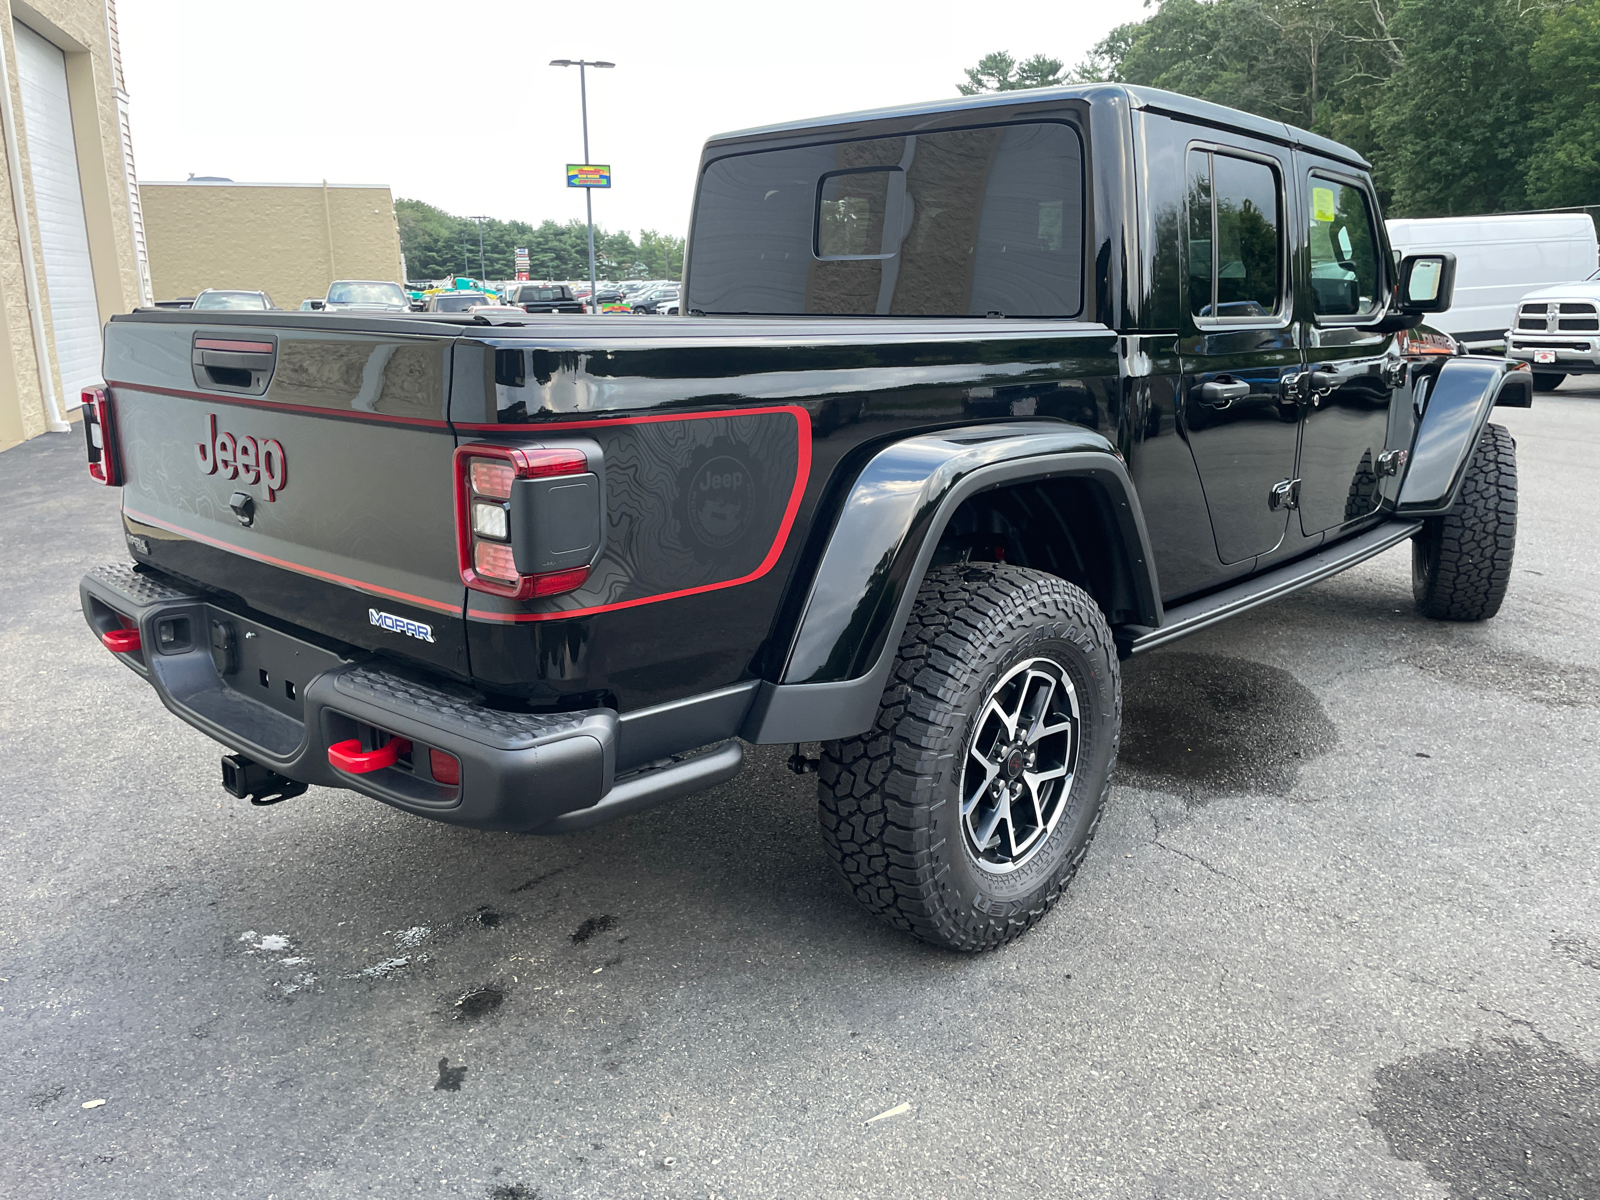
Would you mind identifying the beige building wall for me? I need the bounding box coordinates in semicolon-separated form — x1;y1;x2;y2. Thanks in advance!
142;182;404;309
1;0;143;451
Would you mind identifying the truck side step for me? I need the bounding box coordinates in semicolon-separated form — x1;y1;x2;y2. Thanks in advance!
1116;519;1423;658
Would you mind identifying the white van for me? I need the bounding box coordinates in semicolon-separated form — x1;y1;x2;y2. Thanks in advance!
1384;213;1598;350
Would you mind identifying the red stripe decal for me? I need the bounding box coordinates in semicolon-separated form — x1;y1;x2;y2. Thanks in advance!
104;381;451;428
122;507;462;616
467;406;812;622
454;403;806;434
194;338;275;354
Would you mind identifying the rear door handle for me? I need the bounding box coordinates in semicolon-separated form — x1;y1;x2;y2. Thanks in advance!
1198;380;1252;408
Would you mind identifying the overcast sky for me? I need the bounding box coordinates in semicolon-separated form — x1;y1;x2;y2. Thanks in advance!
118;0;1153;240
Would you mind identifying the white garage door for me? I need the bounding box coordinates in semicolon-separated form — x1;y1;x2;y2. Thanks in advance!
14;21;103;399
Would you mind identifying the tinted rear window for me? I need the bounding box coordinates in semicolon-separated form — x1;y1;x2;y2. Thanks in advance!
688;122;1084;317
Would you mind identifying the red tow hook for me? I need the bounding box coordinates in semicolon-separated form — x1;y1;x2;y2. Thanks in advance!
101;627;142;653
328;736;411;774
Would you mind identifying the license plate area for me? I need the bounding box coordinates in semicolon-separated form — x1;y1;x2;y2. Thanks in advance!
206;607;346;722
1534;349;1557;364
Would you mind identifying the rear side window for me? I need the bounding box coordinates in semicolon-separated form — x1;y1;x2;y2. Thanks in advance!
688;122;1084;317
1186;149;1283;321
1307;177;1381;318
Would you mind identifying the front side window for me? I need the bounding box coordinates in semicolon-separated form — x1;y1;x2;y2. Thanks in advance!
688;121;1085;317
1307;177;1381;317
1186;149;1283;321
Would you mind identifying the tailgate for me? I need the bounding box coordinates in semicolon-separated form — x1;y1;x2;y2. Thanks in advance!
102;316;468;678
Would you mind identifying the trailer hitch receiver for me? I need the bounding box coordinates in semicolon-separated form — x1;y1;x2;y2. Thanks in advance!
221;753;308;806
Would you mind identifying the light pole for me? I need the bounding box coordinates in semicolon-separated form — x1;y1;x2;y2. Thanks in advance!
550;57;614;312
467;215;490;282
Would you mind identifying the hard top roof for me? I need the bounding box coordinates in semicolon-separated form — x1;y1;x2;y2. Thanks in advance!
705;82;1368;171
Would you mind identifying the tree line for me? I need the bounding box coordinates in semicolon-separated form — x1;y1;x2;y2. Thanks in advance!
396;199;684;282
962;0;1600;217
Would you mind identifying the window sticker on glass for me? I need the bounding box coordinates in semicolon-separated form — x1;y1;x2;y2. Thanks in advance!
1312;186;1338;223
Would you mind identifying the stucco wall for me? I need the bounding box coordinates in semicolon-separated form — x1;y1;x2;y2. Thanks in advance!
1;0;141;449
142;183;404;308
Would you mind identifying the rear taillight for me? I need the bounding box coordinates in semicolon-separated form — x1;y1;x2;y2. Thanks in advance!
454;442;594;599
82;388;120;485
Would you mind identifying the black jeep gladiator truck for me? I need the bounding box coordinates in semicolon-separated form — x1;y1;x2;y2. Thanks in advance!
81;85;1529;952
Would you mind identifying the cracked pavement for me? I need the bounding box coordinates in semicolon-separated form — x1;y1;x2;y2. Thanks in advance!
2;383;1598;1199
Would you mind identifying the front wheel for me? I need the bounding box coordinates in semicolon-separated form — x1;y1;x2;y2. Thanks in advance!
818;563;1121;952
1413;422;1517;621
1531;372;1566;391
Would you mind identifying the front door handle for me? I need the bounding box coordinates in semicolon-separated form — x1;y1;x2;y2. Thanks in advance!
1198;380;1252;408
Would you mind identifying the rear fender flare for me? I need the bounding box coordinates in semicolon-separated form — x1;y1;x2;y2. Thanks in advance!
1398;358;1529;516
743;422;1160;743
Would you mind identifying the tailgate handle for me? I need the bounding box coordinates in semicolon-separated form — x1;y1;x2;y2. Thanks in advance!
193;334;276;396
200;349;272;371
328;736;411;774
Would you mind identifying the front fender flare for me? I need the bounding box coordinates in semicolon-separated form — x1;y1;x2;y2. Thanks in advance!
1398;358;1529;516
742;422;1160;743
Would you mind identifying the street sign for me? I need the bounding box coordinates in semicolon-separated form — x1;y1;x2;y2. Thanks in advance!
567;164;612;189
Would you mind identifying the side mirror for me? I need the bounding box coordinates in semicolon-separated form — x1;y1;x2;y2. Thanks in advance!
1397;252;1456;314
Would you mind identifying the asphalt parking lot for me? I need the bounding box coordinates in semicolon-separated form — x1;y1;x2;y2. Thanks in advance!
3;381;1598;1200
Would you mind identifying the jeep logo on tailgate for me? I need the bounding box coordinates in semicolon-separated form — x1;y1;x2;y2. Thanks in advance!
197;413;287;500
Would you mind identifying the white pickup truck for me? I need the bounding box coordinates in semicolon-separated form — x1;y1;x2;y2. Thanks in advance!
1503;268;1600;391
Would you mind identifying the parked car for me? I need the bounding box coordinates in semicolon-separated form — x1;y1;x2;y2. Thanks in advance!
632;287;679;314
507;284;584;314
1502;268;1600;391
1385;212;1598;351
299;299;324;311
81;83;1527;954
421;292;492;313
152;297;194;310
323;280;411;314
191;289;275;311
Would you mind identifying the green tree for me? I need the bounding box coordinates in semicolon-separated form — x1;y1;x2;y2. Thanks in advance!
957;51;1066;95
1007;0;1600;217
1374;0;1545;215
395;199;681;282
1073;0;1399;169
1525;0;1600;207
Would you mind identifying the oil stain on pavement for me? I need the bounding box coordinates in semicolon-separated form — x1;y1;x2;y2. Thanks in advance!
1367;1034;1600;1198
1118;652;1337;800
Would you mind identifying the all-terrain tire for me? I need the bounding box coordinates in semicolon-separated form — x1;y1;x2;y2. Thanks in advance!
1412;422;1517;621
1531;372;1566;392
817;562;1121;952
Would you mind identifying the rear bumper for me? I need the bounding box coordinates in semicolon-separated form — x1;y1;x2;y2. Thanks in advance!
81;563;739;832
